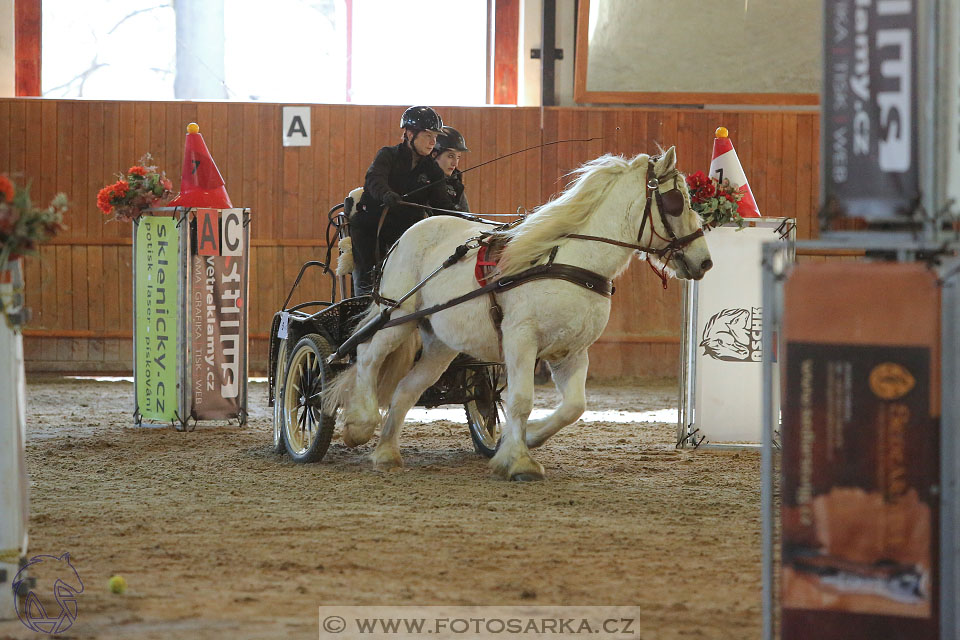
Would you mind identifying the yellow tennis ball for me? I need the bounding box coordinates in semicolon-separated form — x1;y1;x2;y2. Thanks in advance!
186;122;200;134
109;575;127;594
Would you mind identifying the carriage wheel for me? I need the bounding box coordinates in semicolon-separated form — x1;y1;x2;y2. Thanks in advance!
271;338;288;454
464;365;504;458
282;333;336;463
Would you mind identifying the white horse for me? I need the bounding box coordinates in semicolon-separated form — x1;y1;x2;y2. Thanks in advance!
324;147;712;481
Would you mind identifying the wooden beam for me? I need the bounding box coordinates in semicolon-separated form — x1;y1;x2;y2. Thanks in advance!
493;0;519;104
15;0;41;97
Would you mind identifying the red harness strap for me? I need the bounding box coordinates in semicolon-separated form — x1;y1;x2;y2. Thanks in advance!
475;244;499;286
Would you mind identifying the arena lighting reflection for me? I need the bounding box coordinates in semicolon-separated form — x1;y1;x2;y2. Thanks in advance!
65;377;678;425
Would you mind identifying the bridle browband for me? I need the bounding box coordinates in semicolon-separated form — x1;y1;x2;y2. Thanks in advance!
565;156;704;288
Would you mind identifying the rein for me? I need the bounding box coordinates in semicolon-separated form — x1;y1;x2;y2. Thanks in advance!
400;134;610;202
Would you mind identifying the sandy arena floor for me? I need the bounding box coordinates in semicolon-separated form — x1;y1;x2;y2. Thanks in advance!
0;377;763;639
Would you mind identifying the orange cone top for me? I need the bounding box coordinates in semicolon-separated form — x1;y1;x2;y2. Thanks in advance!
168;123;233;209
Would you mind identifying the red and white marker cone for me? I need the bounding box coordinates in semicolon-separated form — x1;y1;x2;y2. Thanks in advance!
708;127;760;218
168;122;233;209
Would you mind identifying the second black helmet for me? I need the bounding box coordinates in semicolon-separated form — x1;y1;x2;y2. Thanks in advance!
435;126;469;153
400;106;443;134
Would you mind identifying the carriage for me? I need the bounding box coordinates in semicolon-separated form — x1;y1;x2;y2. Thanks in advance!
266;192;504;463
270;148;711;480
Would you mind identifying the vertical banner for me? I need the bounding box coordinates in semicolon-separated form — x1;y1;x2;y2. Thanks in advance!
821;0;918;225
780;262;940;640
943;0;960;207
690;224;784;443
134;216;180;422
189;208;248;420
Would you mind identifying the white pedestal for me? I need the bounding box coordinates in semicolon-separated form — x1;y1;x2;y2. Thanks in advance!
679;220;792;445
0;269;29;620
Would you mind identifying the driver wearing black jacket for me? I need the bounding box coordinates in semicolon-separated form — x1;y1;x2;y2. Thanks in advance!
350;106;455;294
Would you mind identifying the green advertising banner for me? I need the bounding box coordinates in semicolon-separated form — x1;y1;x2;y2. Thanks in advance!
135;216;179;422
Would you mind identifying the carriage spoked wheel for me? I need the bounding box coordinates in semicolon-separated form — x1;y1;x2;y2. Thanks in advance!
464;365;505;458
281;333;336;463
271;338;288;454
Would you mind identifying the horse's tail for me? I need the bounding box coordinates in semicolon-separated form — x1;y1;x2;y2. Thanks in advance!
375;328;420;408
335;236;354;277
321;305;421;415
321;360;357;416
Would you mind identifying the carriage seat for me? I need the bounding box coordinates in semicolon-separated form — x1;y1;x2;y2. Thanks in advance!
345;187;363;218
336;187;364;280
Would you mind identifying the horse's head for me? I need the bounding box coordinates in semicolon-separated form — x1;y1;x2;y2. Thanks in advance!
644;147;713;281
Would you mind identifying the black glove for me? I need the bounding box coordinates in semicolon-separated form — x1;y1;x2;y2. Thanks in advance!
382;191;401;208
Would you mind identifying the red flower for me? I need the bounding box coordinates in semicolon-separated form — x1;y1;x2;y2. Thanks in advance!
723;191;737;203
0;175;14;203
685;171;709;191
97;155;173;222
97;185;116;214
700;181;716;198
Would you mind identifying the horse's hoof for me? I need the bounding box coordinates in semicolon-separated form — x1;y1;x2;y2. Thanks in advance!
500;454;545;481
370;448;403;470
342;430;364;448
511;471;545;482
341;420;377;448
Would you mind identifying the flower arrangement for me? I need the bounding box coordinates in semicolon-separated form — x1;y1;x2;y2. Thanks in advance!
0;174;68;268
97;154;173;222
685;170;745;229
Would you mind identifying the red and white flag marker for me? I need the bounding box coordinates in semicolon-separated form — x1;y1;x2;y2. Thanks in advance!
709;126;761;218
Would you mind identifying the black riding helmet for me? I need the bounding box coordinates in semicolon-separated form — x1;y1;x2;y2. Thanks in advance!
400;106;443;134
434;126;469;153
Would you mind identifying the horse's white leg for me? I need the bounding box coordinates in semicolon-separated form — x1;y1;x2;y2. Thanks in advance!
525;350;589;448
489;331;545;481
370;333;458;469
340;323;416;448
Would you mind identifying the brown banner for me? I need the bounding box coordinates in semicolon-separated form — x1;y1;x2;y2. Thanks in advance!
781;263;940;640
189;208;248;420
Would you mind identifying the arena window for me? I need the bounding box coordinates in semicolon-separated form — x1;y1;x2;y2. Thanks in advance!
41;0;488;105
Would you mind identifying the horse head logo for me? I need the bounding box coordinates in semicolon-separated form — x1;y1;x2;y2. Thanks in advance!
700;308;752;362
12;552;83;634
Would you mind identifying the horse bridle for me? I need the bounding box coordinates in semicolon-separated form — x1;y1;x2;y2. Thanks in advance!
638;160;705;255
565;157;704;288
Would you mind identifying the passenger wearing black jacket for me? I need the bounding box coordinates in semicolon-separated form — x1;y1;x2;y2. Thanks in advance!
350;106;454;294
432;126;470;213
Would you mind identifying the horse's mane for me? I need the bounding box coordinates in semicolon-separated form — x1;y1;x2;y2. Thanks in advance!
494;152;650;276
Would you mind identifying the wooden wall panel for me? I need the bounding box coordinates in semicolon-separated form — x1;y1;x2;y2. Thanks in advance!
1;99;820;378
